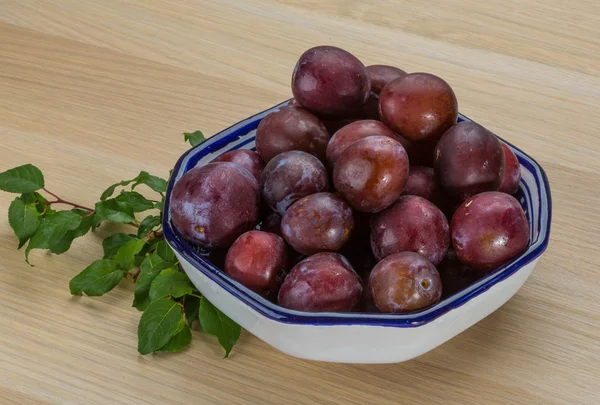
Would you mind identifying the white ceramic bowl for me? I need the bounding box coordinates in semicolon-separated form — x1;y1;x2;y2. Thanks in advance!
164;101;552;364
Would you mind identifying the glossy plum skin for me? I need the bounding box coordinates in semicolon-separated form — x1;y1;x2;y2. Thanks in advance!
379;73;458;142
278;253;363;312
499;143;522;194
451;191;530;271
401;166;442;203
434;121;505;200
260;151;329;215
281;192;354;255
333;136;409;213
326;120;409;168
437;250;484;299
225;231;288;295
291;46;371;119
369;251;442;313
366;65;407;94
170;162;260;248
256;106;330;163
211;149;265;182
371;195;450;265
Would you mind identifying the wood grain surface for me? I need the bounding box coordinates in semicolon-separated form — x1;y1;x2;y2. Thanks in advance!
1;1;599;404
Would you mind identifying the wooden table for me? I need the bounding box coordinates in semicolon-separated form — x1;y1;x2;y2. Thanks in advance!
1;1;599;404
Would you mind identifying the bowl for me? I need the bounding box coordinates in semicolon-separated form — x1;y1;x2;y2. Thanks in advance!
163;100;552;364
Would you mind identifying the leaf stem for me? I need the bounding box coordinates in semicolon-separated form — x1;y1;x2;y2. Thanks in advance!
129;268;141;282
43;188;95;212
189;293;203;299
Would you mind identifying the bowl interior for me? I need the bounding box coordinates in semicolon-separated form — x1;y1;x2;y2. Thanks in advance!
163;100;552;327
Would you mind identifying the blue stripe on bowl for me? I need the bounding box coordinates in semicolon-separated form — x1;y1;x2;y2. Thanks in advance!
163;100;552;327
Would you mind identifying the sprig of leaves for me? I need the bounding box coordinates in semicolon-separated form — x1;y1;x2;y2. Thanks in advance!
1;133;242;357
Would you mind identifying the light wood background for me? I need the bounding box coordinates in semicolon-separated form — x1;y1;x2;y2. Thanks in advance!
1;1;599;404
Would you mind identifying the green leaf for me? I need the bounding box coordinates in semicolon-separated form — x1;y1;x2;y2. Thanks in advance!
23;192;55;215
137;215;161;238
183;130;206;147
149;269;195;301
95;199;136;223
0;164;45;193
8;197;41;249
154;198;165;212
184;295;200;327
133;254;172;311
25;211;81;262
132;171;167;194
102;233;135;259
21;191;48;206
199;297;241;357
157;321;192;353
69;259;126;296
114;239;146;270
116;191;155;213
155;240;176;263
49;210;99;254
100;179;136;201
137;298;183;355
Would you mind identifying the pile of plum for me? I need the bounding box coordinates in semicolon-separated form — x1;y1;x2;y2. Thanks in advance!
170;46;530;314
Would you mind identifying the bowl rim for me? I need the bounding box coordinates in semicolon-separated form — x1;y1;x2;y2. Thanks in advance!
163;100;552;328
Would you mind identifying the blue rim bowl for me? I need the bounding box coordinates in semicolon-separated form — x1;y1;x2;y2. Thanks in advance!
163;100;552;327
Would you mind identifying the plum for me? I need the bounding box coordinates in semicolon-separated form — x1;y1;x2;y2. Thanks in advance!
434;121;505;200
225;231;288;294
260;151;329;215
292;46;370;118
333;136;409;213
369;251;442;313
256;106;330;163
211;149;265;182
370;195;449;265
281;192;354;255
401;166;442;203
277;253;363;312
379;72;458;142
499;143;521;194
326;120;410;168
170;162;260;248
451;191;530;270
366;65;407;94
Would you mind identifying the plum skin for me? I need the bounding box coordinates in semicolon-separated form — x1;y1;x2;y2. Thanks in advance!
369;251;442;313
255;106;330;163
277;252;363;312
333;135;409;213
291;46;371;119
370;195;450;265
366;65;407;94
260;150;329;215
401;166;441;203
326;120;411;169
172;161;264;248
170;162;260;248
499;143;521;194
281;192;354;255
434;121;505;201
451;191;530;271
225;231;288;294
379;72;458;142
211;149;265;182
